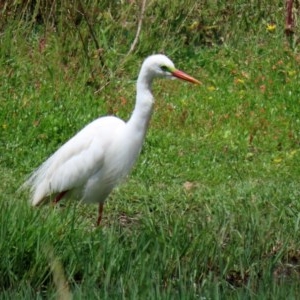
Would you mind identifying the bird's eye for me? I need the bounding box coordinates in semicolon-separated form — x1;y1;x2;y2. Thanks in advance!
160;66;169;72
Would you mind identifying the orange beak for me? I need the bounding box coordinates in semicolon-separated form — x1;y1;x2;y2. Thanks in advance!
171;69;201;85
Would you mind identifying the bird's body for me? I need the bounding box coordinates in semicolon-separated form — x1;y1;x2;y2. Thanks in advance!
24;54;200;224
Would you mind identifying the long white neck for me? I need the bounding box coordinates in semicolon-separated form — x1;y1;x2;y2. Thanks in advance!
127;66;154;135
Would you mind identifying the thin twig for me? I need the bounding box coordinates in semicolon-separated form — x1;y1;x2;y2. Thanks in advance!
126;0;147;57
285;0;294;37
77;0;107;71
94;80;111;94
73;1;110;92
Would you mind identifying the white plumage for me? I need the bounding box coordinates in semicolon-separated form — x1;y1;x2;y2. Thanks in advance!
24;54;200;225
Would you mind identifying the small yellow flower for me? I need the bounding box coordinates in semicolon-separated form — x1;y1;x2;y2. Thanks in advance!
273;157;282;164
288;149;298;158
288;70;296;77
188;21;199;31
207;86;216;92
267;24;276;32
235;78;245;84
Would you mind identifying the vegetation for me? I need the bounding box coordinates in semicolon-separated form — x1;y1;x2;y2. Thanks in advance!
1;0;300;298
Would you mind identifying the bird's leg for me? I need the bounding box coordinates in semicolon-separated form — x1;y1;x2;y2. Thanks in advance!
54;191;68;204
97;203;104;226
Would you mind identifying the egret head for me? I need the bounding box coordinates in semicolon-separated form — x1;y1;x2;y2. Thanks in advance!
141;54;201;84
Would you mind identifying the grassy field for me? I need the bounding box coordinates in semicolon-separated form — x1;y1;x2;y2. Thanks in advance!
1;1;300;299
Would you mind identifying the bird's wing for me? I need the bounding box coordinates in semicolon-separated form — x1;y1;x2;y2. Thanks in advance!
26;117;124;205
48;135;106;191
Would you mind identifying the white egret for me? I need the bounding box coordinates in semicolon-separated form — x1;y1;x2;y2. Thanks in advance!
24;54;200;225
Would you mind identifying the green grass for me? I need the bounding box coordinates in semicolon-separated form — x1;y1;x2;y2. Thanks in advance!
1;2;300;298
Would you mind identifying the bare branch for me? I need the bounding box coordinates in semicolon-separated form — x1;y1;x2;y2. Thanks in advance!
285;0;294;37
126;0;147;57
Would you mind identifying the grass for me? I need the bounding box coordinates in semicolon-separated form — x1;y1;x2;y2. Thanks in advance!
1;1;300;298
